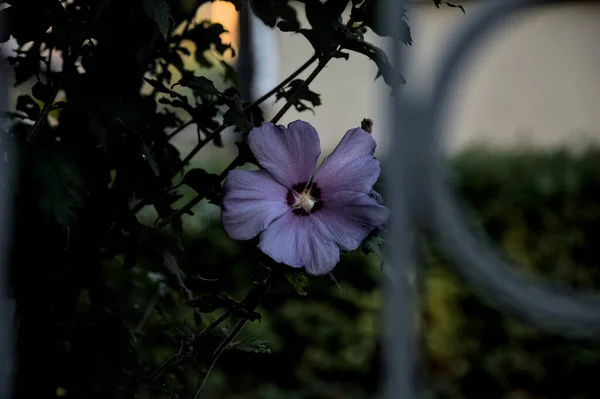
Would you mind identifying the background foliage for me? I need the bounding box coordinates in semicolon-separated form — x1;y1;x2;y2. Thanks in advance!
3;0;599;399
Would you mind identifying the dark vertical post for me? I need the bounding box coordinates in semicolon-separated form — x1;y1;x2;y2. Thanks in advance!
238;0;254;102
0;10;14;399
380;0;420;398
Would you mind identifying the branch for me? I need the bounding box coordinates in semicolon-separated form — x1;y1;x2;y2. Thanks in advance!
190;271;278;399
165;54;318;143
27;0;111;142
126;310;231;398
131;54;320;216
150;18;195;98
270;59;328;124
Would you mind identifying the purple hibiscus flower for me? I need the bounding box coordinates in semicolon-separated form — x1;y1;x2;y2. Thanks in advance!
221;120;390;276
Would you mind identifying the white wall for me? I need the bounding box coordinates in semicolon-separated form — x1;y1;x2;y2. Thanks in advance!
268;1;600;157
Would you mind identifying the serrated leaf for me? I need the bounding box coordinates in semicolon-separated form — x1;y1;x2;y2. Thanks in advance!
143;0;171;39
144;78;174;95
32;148;85;228
235;141;259;167
305;0;348;30
173;75;220;96
341;38;403;93
434;0;466;13
193;310;203;328
361;234;385;270
187;296;234;313
31;81;51;101
141;141;160;177
162;249;193;299
181;168;222;203
230;339;271;354
250;0;299;29
358;3;413;46
285;271;308;296
275;79;322;114
223;106;252;132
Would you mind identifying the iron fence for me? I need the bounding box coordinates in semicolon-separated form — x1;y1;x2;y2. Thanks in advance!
0;1;599;399
383;1;600;398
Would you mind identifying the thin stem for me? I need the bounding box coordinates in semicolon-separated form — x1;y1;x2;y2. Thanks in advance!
246;54;318;111
151;56;327;229
165;53;318;143
270;59;329;124
150;18;194;98
167;119;193;140
133;54;319;216
27;0;111;142
178;126;225;169
151;155;239;232
191;319;247;399
191;272;278;399
138;13;361;231
126;311;231;398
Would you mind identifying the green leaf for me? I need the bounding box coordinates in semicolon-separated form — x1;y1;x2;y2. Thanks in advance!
162;249;193;299
173;75;220;97
305;0;348;31
298;28;337;57
16;95;40;120
285;271;308;296
141;141;160;177
220;60;238;85
360;234;385;270
357;3;413;46
275;79;322;114
235;141;259;168
341;38;403;92
181;168;223;203
230;339;271;354
193;310;203;328
223;106;252;132
31;81;52;101
187;296;235;313
143;0;171;39
144;78;175;95
32;148;85;228
434;0;466;13
250;0;299;29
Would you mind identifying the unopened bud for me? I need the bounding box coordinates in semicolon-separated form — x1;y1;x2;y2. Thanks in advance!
361;118;373;134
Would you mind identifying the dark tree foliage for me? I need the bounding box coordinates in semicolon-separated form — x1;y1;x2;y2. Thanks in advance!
0;0;462;398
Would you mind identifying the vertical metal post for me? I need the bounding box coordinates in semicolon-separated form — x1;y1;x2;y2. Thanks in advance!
238;0;254;102
0;10;14;399
381;0;420;398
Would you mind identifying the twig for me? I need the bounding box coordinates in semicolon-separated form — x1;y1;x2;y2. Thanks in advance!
149;18;194;98
133;53;320;216
165;54;318;142
151;54;329;230
191;319;247;399
126;311;231;398
135;11;364;238
247;54;318;112
190;272;278;399
270;59;329;124
27;0;111;142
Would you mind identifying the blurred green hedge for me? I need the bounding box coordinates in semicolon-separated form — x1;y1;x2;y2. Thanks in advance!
99;146;600;399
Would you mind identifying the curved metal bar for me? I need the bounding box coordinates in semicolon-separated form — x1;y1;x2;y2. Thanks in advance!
426;0;600;338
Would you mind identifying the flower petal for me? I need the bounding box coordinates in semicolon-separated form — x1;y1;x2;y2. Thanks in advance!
249;120;321;187
314;127;380;194
258;212;340;276
221;169;289;240
315;191;390;251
